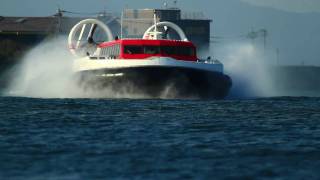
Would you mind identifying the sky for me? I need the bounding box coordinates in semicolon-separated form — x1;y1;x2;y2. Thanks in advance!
1;0;320;66
240;0;320;13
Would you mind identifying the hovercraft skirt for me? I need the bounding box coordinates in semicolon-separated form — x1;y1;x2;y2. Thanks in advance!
77;66;232;99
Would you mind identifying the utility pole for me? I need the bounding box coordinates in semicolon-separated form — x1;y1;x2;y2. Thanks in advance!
247;28;258;45
276;48;280;66
259;29;267;50
173;0;178;8
246;28;268;51
54;6;63;35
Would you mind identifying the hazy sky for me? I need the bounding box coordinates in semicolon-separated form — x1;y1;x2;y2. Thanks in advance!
2;0;320;15
241;0;320;13
1;0;320;65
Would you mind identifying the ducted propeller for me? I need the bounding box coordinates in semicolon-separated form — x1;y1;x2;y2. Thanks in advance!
68;19;113;57
143;21;188;41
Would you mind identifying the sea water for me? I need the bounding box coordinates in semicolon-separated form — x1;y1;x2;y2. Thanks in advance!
0;96;319;179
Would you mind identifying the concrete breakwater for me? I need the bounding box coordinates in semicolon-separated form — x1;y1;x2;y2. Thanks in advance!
268;66;320;97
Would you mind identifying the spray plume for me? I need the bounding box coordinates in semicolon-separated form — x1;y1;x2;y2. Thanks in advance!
4;37;277;99
4;37;84;98
4;37;172;99
216;42;276;98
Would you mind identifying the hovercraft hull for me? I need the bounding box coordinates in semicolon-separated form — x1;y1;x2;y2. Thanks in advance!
77;66;232;99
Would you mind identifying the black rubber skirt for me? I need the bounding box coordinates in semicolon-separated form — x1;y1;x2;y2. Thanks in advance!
77;66;232;99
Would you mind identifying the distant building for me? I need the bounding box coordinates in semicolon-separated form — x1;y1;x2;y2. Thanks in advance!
0;13;119;63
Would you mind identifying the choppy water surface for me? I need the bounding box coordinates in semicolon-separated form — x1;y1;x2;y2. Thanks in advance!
0;97;320;179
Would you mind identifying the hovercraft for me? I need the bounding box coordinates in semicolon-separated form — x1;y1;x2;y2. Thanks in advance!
68;17;231;99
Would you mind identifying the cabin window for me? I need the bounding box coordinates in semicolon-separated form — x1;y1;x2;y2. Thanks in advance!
161;46;175;55
144;46;160;54
100;44;120;58
115;44;120;56
161;46;195;56
124;46;143;54
111;45;115;56
176;46;195;56
123;45;195;56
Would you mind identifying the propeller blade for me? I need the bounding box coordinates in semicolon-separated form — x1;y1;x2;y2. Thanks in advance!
76;24;87;48
87;24;98;42
163;26;170;39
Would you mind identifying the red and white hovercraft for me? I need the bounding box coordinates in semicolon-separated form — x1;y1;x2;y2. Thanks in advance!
68;18;232;99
